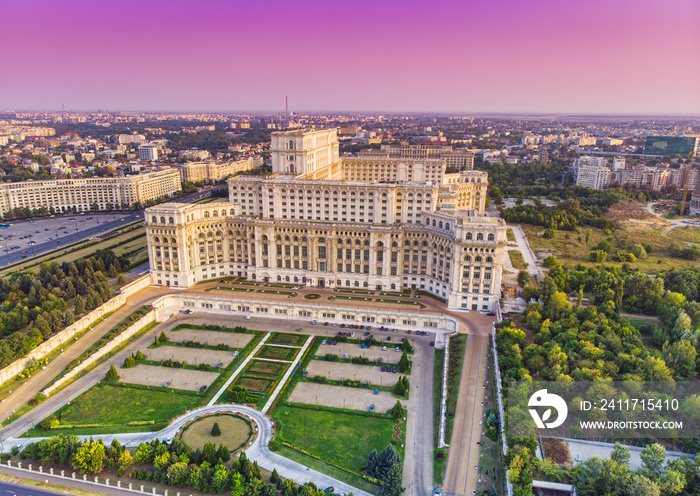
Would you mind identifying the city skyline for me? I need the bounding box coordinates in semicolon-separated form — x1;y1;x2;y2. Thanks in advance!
2;0;700;115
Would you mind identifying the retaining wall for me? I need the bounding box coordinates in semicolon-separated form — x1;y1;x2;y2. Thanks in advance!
0;274;152;385
42;310;156;396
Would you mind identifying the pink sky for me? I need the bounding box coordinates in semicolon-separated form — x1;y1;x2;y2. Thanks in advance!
2;0;699;114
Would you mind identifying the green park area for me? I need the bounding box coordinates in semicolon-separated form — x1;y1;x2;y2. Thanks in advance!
507;250;527;269
522;224;700;273
273;404;399;492
24;384;202;437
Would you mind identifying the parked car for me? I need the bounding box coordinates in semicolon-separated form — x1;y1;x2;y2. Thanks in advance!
382;346;387;351
430;341;435;347
395;347;400;352
199;385;207;392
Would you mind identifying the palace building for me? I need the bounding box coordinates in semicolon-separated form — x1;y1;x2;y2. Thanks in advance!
145;129;506;311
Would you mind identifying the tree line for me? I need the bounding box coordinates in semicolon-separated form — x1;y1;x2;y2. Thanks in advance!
0;250;129;368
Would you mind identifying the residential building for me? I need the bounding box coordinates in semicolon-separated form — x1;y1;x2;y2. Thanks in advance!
138;143;159;162
576;164;611;189
175;157;262;183
0;169;181;215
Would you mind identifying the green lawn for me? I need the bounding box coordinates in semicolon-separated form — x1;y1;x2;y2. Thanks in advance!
274;404;397;474
277;445;378;494
26;384;202;436
269;332;307;346
257;345;299;361
507;250;527;269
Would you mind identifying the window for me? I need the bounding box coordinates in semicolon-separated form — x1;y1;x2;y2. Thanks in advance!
487;233;495;241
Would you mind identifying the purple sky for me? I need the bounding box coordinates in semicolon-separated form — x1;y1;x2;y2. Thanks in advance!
2;0;699;114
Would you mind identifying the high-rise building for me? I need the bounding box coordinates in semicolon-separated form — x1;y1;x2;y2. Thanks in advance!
576;164;611;190
612;157;626;171
644;136;699;156
138;143;159;162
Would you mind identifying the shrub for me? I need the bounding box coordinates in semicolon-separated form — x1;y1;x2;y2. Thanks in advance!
543;228;555;239
124;356;136;368
323;353;339;362
541;255;558;268
135;350;145;360
589;250;606;263
211;422;221;436
40;414;59;430
105;364;120;381
268;440;281;452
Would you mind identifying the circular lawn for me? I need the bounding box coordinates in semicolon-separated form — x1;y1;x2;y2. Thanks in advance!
180;413;253;451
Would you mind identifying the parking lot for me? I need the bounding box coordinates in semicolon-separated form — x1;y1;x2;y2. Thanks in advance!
118;364;220;391
167;328;254;349
0;212;143;265
144;345;235;368
305;360;400;386
319;341;402;364
288;382;398;413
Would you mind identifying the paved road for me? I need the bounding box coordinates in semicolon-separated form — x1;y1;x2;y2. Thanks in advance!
442;333;489;496
4;404;371;496
506;224;545;280
0;286;171;439
0;214;143;267
0;465;153;496
403;337;435;496
0;479;65;496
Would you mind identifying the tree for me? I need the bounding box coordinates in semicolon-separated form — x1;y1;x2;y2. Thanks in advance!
628;474;660;496
230;472;246;496
134;442;154;464
610;443;630;467
72;441;106;474
117;274;126;285
541;255;558;268
388;400;406;420
116;450;133;476
217;443;230;462
398;351;409;373
135;350;145;360
381;463;403;496
585;228;592;244
167;461;190;487
105;364;119;381
517;270;530;287
663;340;696;379
393;379;406;397
211;463;229;493
376;445;400;481
366;449;380;477
639;357;673;382
159;331;168;342
211;422;221;436
124;356;136;368
640;443;666;478
153;452;171;471
187;464;203;490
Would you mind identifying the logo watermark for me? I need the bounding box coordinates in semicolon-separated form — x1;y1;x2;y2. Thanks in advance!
508;381;700;439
